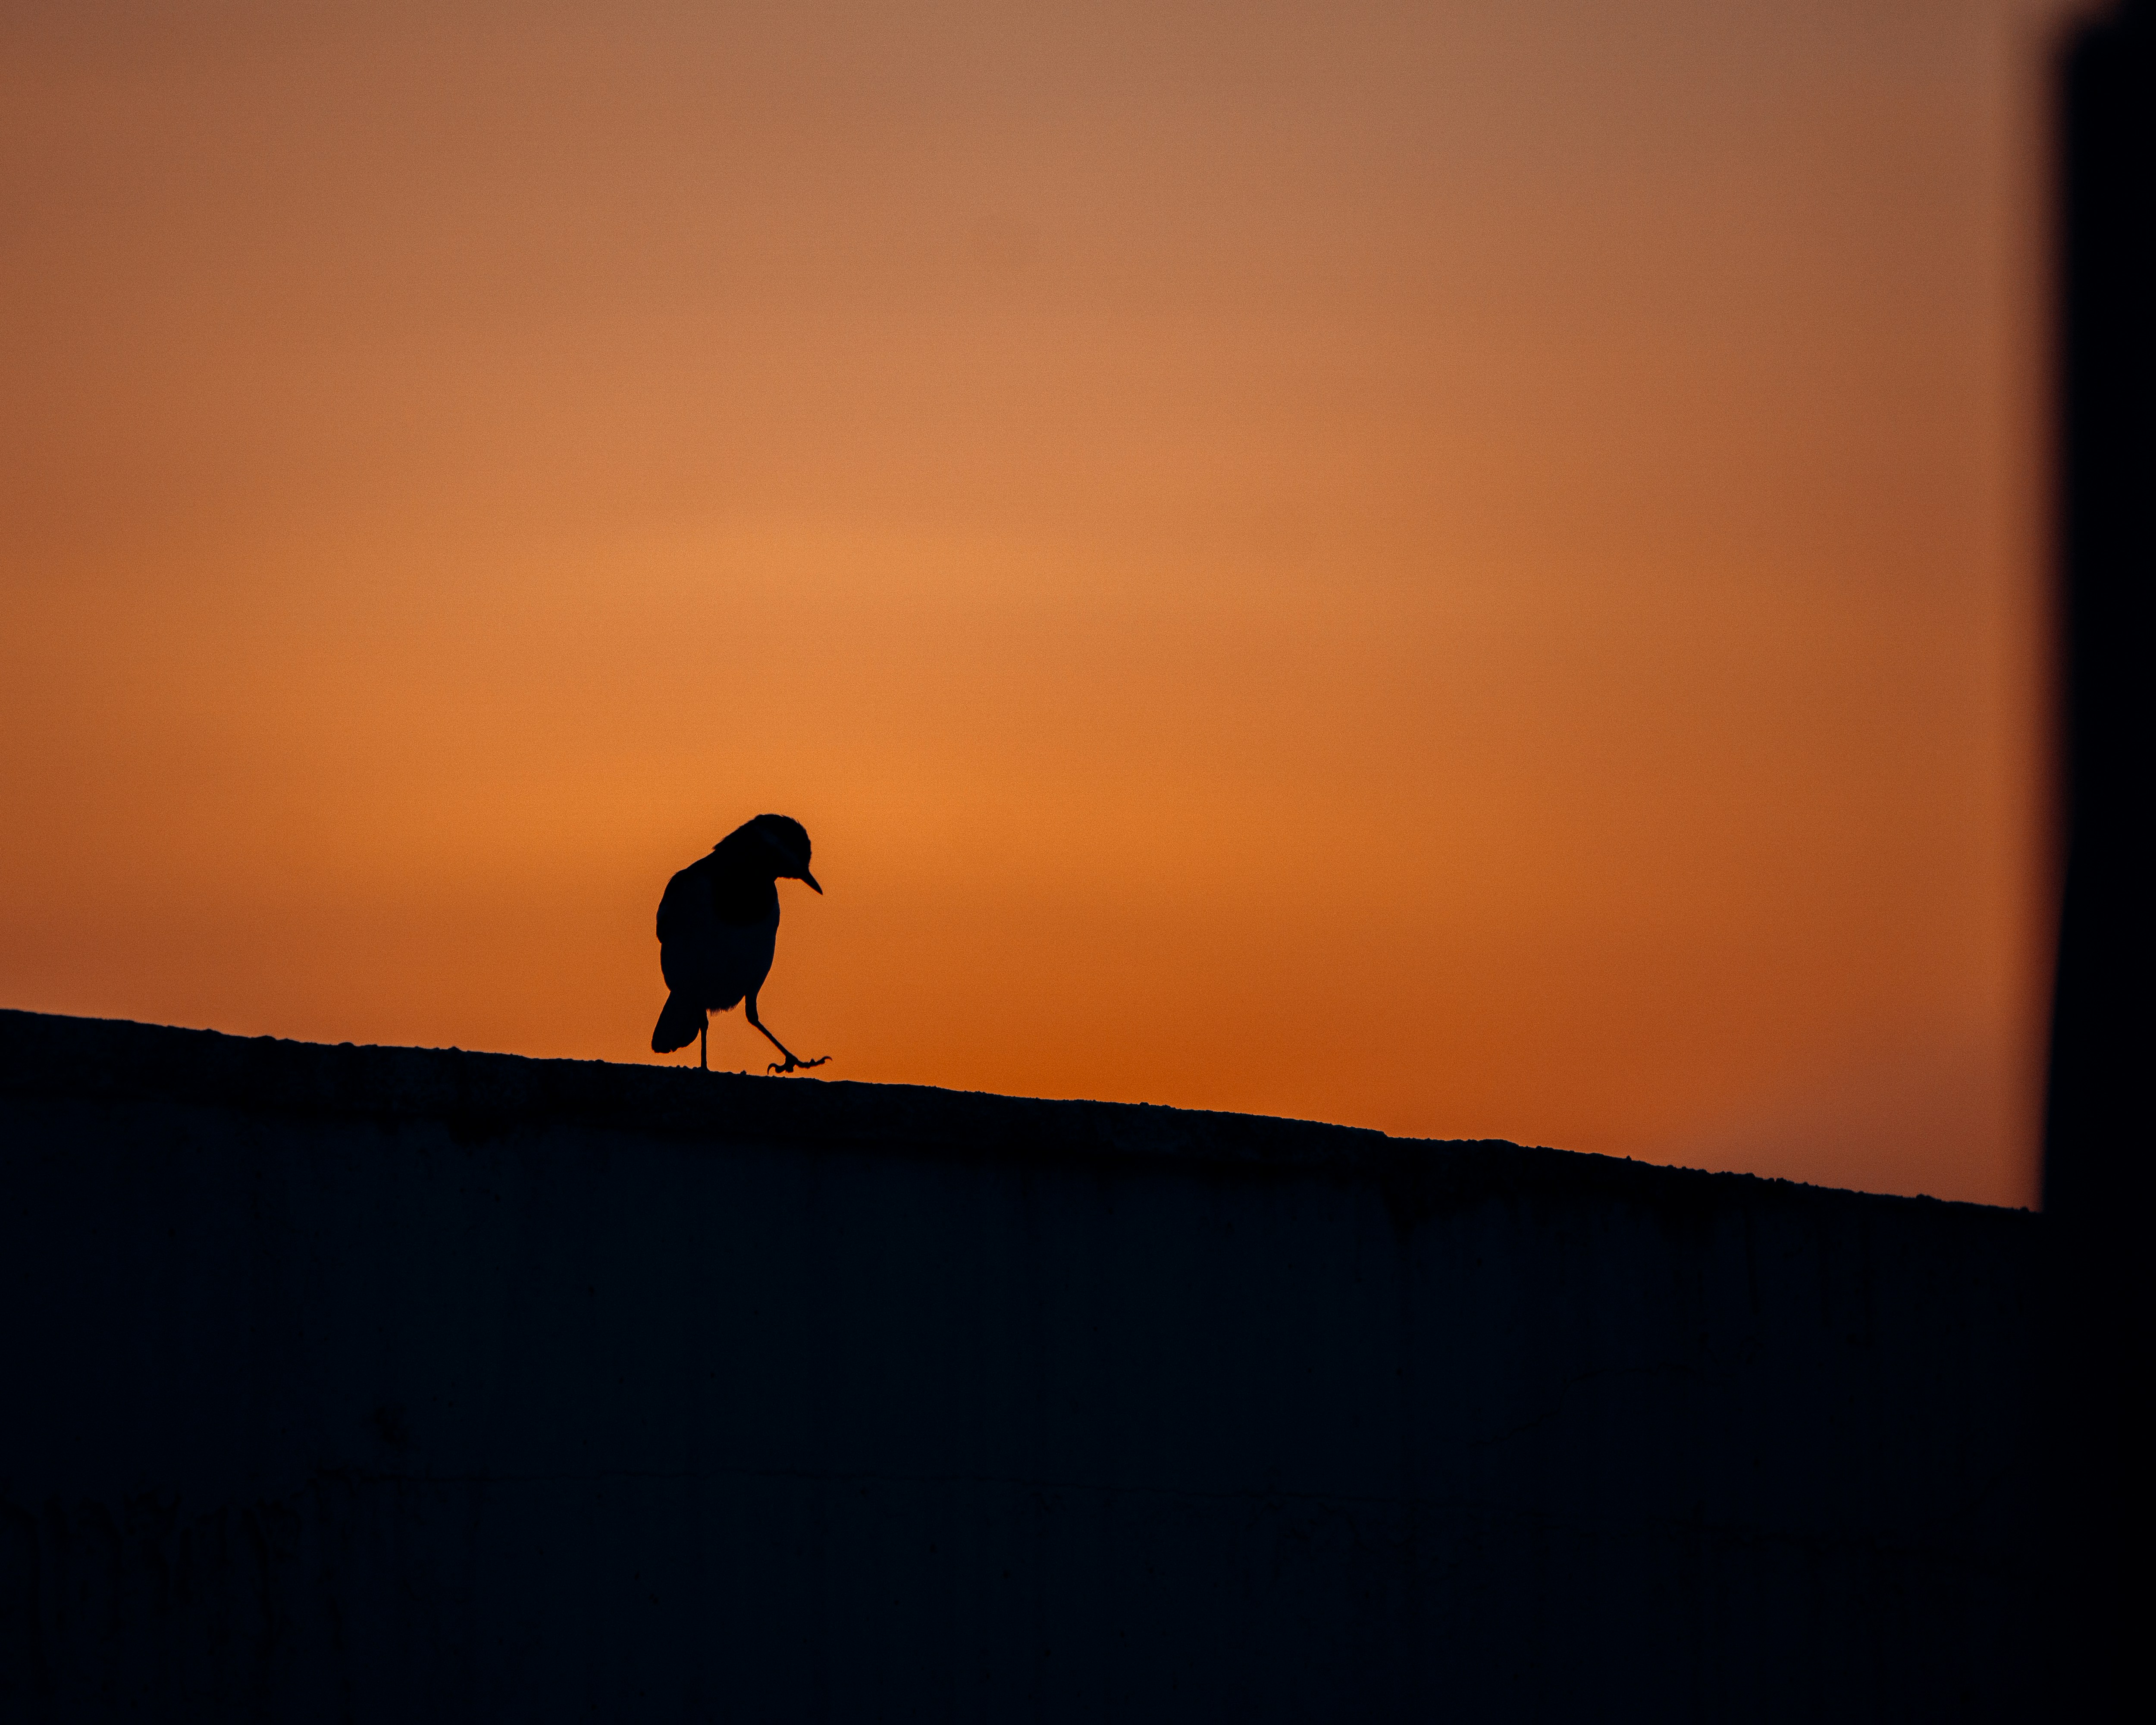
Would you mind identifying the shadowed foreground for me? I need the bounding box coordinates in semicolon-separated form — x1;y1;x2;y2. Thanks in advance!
0;1009;2037;1721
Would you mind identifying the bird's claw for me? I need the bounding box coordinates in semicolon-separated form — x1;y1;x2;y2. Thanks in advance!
768;1054;831;1075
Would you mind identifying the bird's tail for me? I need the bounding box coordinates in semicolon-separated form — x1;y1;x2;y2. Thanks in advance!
651;992;707;1054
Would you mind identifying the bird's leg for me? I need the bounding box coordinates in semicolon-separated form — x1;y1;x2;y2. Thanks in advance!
700;1019;708;1071
745;991;829;1075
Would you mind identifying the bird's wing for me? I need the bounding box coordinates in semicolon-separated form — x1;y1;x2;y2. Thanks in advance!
655;861;703;945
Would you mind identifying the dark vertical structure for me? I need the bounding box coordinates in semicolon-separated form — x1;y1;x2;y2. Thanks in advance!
2046;4;2152;1716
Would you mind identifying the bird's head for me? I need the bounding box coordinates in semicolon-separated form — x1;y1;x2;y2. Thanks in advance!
741;813;821;893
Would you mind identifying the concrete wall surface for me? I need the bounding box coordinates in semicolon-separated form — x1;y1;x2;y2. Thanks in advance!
0;1009;2039;1721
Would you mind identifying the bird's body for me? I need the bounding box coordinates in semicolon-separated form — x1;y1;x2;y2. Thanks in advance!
655;855;780;1014
651;814;826;1072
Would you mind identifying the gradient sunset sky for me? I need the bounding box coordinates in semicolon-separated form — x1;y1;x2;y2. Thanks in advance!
3;1;2081;1205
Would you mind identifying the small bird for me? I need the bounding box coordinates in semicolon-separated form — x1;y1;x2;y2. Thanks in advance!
650;813;829;1074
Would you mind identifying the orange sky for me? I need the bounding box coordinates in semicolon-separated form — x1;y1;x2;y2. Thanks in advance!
2;2;2076;1205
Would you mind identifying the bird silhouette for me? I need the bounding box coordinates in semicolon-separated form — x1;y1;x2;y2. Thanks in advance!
650;813;829;1074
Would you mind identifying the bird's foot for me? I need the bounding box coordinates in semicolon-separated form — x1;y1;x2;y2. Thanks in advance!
767;1054;831;1075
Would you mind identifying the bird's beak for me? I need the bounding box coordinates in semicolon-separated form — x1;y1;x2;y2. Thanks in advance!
801;870;822;894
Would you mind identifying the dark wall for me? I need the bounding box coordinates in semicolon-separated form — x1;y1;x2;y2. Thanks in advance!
1;1009;2037;1722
